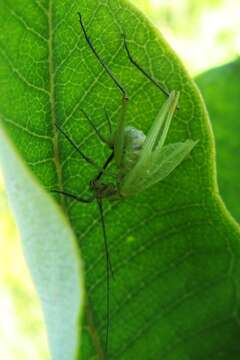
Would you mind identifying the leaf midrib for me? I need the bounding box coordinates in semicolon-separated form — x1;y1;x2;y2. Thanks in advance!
47;3;104;358
48;0;64;205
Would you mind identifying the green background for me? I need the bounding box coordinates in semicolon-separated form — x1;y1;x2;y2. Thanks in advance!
196;59;240;223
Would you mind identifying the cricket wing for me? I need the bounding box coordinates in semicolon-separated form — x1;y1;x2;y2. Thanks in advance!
139;140;197;191
121;140;197;197
140;91;179;162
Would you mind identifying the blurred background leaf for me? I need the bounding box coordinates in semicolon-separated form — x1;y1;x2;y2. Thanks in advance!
132;0;240;74
0;0;239;358
196;59;240;223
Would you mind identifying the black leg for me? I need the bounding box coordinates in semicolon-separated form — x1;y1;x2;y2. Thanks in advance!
80;109;110;147
51;189;95;203
95;151;114;181
123;34;170;98
78;12;129;101
77;13;132;170
97;197;114;356
56;124;99;168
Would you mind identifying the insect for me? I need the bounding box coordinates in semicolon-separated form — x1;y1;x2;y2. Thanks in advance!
52;12;197;356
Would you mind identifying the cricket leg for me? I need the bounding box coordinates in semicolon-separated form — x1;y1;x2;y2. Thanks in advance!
94;151;114;182
78;13;131;167
56;124;116;178
80;109;111;147
56;124;99;168
113;95;129;168
78;12;129;101
104;108;113;138
97;197;114;355
51;189;95;203
123;34;170;98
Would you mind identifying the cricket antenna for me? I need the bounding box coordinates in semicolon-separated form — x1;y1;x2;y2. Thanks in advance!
97;197;113;355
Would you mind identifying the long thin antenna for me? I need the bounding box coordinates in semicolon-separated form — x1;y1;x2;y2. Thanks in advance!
97;197;113;355
78;12;128;101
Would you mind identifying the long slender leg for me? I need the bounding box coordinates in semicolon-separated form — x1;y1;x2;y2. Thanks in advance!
78;13;131;169
95;151;114;181
78;12;128;101
97;197;113;355
80;107;114;149
104;108;113;138
52;189;113;277
56;124;116;178
114;96;129;168
123;34;170;98
80;109;110;146
51;189;95;203
56;124;98;168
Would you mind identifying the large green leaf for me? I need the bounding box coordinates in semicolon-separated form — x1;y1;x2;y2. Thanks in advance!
0;1;240;359
0;127;84;360
195;59;240;223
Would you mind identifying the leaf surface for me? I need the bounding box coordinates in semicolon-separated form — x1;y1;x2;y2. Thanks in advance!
196;59;240;223
0;1;240;359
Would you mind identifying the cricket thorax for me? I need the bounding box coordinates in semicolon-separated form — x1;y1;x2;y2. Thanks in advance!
90;179;120;200
122;126;146;172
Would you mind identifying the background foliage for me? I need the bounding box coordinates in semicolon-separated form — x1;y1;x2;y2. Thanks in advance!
0;0;239;358
134;0;240;74
196;59;240;223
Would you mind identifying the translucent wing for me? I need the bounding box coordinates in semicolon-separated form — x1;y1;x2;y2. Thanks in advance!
120;91;179;194
121;140;197;197
142;139;197;190
140;90;179;162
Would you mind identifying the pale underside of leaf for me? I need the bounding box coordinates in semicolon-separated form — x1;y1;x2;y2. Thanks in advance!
0;127;84;360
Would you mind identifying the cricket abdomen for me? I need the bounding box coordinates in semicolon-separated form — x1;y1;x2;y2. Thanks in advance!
122;126;146;173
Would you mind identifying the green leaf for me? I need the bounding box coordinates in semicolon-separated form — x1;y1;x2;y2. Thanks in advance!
195;59;240;223
0;126;84;359
0;1;240;359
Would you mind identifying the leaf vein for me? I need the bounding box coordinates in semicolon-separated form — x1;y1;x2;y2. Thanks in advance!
0;46;49;95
